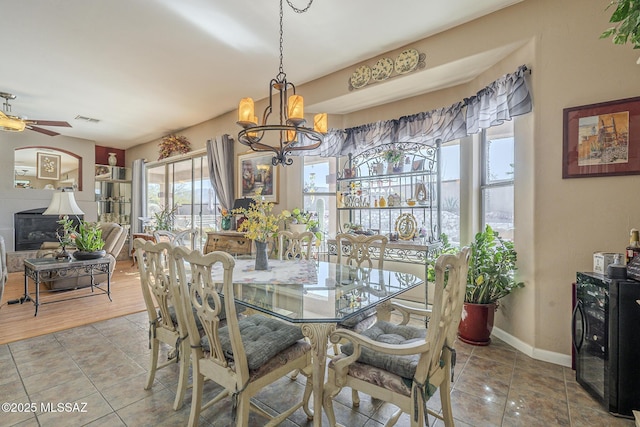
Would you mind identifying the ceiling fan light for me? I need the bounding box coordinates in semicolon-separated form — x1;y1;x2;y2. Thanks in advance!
0;112;26;132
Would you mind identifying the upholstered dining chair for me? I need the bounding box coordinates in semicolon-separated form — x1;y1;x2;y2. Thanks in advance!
278;230;314;260
170;246;314;427
134;238;190;411
323;247;471;427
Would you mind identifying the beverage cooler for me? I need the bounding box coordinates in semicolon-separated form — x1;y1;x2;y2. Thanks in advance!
572;272;640;418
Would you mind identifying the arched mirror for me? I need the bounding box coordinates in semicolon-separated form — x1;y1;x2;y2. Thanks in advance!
14;147;83;190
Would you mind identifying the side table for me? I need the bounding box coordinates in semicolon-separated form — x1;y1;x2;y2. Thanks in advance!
131;233;156;265
204;231;252;256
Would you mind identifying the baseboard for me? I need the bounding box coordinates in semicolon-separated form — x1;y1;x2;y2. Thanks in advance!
491;327;573;368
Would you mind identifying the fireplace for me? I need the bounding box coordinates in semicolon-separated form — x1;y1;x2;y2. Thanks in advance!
14;208;83;251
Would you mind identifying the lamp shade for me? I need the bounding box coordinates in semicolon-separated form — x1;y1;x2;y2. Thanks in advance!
288;95;304;120
43;190;85;216
238;98;255;123
313;113;327;133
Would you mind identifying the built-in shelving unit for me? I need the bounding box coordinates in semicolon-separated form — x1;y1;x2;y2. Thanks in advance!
95;166;131;230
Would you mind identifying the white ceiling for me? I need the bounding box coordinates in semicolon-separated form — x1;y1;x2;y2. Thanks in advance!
0;0;522;150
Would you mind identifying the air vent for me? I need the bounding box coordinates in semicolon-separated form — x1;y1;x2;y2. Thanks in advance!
74;115;101;123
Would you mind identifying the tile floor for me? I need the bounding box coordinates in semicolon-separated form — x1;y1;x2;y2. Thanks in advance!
0;311;635;427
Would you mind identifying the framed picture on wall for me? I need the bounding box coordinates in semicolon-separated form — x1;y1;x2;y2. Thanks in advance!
37;152;61;180
236;151;279;203
563;96;640;178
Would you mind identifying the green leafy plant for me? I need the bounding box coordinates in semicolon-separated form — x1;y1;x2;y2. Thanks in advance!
58;217;105;252
73;221;105;252
153;204;179;231
600;0;640;62
466;224;524;304
426;233;459;283
384;148;404;165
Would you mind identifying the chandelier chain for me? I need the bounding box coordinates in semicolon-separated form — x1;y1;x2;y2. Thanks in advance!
279;0;314;77
286;0;314;13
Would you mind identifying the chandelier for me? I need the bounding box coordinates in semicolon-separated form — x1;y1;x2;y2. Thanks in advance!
237;0;327;166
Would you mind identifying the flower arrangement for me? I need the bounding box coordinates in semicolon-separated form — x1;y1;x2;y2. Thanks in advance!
219;208;231;219
158;134;191;160
234;197;284;242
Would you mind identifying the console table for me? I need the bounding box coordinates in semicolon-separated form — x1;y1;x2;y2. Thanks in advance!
23;257;112;316
204;231;252;256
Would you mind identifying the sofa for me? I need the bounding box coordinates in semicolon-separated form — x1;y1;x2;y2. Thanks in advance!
37;222;127;290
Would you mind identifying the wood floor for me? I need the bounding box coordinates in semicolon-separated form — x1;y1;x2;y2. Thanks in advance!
0;261;145;344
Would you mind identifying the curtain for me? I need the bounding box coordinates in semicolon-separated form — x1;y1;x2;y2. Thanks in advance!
130;158;146;253
465;65;532;134
206;135;235;211
293;128;346;158
396;102;467;145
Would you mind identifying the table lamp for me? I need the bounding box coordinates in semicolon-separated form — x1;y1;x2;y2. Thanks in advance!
43;189;85;259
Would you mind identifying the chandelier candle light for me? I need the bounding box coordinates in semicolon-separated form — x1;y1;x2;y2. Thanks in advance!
237;0;327;166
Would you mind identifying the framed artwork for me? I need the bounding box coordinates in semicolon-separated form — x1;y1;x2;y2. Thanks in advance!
37;152;61;180
563;96;640;178
237;151;279;203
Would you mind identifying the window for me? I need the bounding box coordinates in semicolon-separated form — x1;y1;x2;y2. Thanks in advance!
440;140;461;243
302;156;338;239
146;154;219;250
481;121;515;240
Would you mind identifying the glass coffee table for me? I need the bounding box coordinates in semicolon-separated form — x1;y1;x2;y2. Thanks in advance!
23;257;112;316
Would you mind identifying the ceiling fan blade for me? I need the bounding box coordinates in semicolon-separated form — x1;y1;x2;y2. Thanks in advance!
27;125;60;136
26;120;71;127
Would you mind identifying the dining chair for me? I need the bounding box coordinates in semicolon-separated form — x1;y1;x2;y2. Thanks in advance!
323;247;471;427
335;233;387;270
335;233;389;332
134;238;190;411
174;228;199;249
278;230;314;260
153;230;177;244
170;246;314;427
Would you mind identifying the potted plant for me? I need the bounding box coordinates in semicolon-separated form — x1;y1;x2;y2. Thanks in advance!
458;224;524;345
152;204;179;231
600;0;640;63
384;148;404;173
58;217;106;260
282;208;322;240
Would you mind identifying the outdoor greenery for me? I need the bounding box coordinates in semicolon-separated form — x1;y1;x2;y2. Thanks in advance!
466;224;524;304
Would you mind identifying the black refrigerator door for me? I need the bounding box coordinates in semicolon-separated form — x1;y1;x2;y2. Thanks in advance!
610;281;640;416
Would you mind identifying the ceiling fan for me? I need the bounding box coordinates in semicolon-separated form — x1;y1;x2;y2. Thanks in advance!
0;92;71;136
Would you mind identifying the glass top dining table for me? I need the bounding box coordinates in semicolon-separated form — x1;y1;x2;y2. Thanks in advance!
208;258;424;426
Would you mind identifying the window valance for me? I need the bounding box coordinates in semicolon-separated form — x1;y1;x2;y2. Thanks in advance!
307;64;531;158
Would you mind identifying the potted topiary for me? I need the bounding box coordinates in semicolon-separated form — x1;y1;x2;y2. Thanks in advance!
458;224;524;345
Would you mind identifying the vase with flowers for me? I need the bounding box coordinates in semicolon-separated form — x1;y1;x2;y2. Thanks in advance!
234;196;284;270
219;208;232;230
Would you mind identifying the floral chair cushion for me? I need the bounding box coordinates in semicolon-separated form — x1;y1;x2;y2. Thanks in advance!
201;314;304;371
339;320;426;379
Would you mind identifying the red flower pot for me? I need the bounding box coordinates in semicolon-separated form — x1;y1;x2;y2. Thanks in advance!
457;302;496;346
